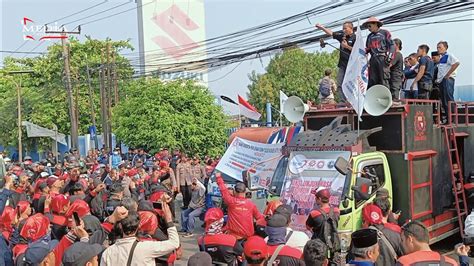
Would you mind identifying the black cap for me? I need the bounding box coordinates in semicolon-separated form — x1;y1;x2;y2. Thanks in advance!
275;205;293;222
266;213;288;227
25;238;59;265
234;182;246;193
62;242;104;266
375;188;390;199
351;228;378;248
109;182;124;193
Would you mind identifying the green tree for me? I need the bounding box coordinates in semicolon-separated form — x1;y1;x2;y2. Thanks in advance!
113;78;228;156
0;37;133;151
247;47;339;122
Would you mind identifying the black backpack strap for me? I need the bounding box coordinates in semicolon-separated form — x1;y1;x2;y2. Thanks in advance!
127;239;139;266
285;230;294;243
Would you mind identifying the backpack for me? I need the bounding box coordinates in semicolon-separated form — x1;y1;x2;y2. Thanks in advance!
319;78;332;98
319;208;340;254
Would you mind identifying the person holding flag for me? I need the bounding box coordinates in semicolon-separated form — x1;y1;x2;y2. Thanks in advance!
342;20;368;120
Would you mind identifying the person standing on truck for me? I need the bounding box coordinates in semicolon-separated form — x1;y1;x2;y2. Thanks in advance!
390;38;404;100
305;188;340;258
216;173;265;241
436;41;460;124
315;21;355;102
397;221;457;265
318;69;337;104
363;17;395;94
362;204;404;265
347;228;380;266
412;44;434;99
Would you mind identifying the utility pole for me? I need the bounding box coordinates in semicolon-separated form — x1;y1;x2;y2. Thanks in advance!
112;52;119;105
5;70;34;162
45;26;81;149
99;49;109;151
85;62;99;149
106;43;113;150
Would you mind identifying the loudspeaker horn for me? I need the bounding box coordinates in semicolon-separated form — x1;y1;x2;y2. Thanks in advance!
283;96;309;123
364;85;392;116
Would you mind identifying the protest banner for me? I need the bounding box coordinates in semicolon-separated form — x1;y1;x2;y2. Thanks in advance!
215;137;284;188
280;150;351;234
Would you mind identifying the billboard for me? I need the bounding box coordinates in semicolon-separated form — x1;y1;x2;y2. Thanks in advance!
137;0;207;85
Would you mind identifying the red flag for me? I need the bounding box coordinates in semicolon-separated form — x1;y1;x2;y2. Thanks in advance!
238;95;261;121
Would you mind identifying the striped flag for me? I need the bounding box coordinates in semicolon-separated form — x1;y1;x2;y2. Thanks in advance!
238;95;261;121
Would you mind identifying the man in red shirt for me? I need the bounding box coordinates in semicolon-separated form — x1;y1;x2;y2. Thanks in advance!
216;173;264;240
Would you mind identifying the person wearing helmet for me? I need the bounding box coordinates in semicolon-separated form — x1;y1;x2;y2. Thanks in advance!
197;207;243;265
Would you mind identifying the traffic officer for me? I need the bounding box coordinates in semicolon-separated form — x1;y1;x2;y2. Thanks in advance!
176;154;193;209
348;228;380;265
190;156;206;182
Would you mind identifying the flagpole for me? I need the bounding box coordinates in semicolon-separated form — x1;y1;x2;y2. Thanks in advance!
238;107;242;128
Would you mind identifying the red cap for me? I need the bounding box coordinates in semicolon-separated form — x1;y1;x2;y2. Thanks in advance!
244;236;268;261
65;199;90;218
149;191;166;203
313;187;331;200
51;194;69;214
138;211;158;234
127;169;138;177
362;204;383;225
17;201;30;215
204;208;224;224
159;160;168;168
263;200;282;216
47;176;59;187
19;213;50;241
1;206;16;230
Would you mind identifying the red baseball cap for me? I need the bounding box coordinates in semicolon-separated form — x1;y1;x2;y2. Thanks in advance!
1;206;16;230
138;211;158;234
363;204;383;225
20;213;50;241
17;201;30;215
159;160;168;168
127;169;139;177
65;199;90;218
47;176;59;187
312;187;331;200
244;236;268;261
204;208;224;224
51;195;69;214
149;191;166;203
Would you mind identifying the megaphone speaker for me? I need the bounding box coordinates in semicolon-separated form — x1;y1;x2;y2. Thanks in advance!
364;85;392;116
283;96;309;123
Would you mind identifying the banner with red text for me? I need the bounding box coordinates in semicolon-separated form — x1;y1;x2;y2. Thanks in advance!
280;150;351;233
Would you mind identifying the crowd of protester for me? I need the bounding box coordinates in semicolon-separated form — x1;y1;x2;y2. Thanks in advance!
0;16;468;266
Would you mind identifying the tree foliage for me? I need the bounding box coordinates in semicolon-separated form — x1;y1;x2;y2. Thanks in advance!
0;37;133;151
247;47;339;121
113;79;228;156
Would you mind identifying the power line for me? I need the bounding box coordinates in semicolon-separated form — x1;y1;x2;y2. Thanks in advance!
0;50;46;54
62;1;134;26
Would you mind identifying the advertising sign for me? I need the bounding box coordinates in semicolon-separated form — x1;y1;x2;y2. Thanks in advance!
137;0;207;85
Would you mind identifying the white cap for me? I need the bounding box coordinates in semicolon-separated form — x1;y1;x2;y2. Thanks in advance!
40;172;50;178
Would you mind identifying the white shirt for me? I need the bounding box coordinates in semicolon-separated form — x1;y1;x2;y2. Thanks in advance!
436;52;460;83
265;227;310;252
100;226;179;266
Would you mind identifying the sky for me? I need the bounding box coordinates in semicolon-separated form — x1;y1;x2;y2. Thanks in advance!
1;0;473;115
